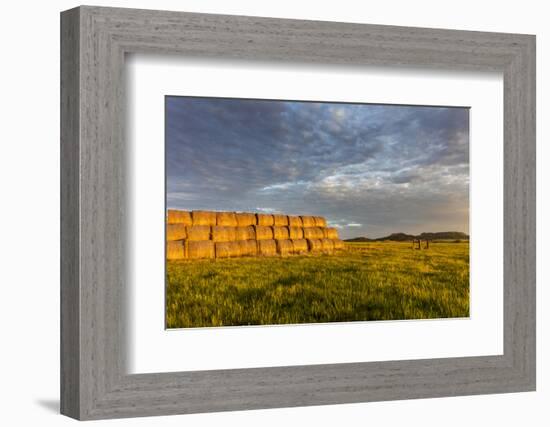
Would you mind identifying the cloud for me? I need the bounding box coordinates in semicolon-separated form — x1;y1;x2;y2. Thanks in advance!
166;97;469;238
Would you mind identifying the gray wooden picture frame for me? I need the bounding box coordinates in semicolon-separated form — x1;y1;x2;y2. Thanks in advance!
60;5;536;421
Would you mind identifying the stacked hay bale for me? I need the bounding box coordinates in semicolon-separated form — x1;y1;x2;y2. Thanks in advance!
166;209;345;260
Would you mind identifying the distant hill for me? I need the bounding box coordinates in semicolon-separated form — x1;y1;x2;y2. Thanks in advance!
345;231;469;242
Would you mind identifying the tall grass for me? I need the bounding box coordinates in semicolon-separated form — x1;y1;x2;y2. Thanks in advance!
166;242;469;328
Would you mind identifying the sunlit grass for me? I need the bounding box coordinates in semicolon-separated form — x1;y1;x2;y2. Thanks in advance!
166;242;469;328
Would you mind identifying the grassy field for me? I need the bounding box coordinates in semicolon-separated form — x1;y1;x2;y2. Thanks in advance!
166;242;469;328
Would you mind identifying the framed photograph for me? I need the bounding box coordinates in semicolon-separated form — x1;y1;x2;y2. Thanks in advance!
61;6;535;420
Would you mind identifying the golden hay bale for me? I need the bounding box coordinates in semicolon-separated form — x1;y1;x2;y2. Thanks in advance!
323;227;339;239
235;212;257;226
235;225;256;241
211;226;237;242
292;239;308;254
167;209;192;225
256;213;274;226
321;238;335;252
288;216;303;227
239;240;258;257
288;226;304;239
300;216;316;227
257;239;277;256
303;227;325;239
314;216;327;227
166;224;187;241
333;239;345;250
273;214;289;226
185;225;211;241
216;211;238;226
191;210;217;226
276;239;293;256
307;238;324;252
254;225;273;240
272;226;290;240
215;241;242;258
166;241;186;260
188;240;215;259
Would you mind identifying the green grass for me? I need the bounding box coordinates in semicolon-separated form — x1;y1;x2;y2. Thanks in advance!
166;242;469;328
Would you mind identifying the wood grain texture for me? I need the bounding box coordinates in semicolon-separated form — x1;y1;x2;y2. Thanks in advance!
60;5;536;420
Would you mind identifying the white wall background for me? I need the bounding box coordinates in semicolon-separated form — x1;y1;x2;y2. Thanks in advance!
0;0;546;425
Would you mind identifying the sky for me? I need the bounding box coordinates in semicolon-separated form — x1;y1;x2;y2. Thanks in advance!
166;96;469;239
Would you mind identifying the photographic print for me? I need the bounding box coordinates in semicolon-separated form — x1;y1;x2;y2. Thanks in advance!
165;96;469;329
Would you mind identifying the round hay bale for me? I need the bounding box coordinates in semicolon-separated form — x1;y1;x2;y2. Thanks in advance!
303;227;325;239
276;239;293;256
307;238;324;252
321;238;335;252
272;226;290;240
288;226;304;239
256;213;274;226
333;239;345;250
185;225;211;241
239;240;258;257
273;214;289;226
215;241;241;258
235;212;257;226
288;216;303;227
166;224;187;241
211;226;237;242
257;239;277;256
254;225;273;240
191;210;217;226
292;239;308;254
167;209;192;225
216;211;237;226
314;216;327;227
235;225;255;241
323;227;339;239
166;240;186;260
300;216;316;227
187;240;214;259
